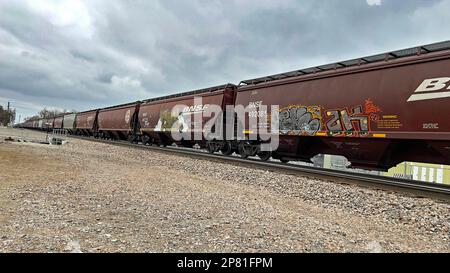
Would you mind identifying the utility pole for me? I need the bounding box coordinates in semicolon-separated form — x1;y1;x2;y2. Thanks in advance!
7;101;10;127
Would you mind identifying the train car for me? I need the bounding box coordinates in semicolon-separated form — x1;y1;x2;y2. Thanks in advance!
97;102;141;141
75;110;99;136
138;84;236;150
37;119;44;130
22;121;30;129
234;41;450;170
63;113;76;134
43;118;54;131
53;115;64;129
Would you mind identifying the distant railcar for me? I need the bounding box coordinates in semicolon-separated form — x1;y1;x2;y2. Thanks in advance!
53;116;64;129
37;119;44;130
22;121;31;129
97;102;140;141
63;113;77;134
75;110;98;136
43;118;54;130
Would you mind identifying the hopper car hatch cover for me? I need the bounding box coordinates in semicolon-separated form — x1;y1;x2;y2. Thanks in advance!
239;40;450;86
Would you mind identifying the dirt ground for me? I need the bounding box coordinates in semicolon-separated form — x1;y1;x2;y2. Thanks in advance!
0;130;449;253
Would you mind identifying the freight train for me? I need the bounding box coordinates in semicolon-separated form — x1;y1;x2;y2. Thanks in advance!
16;41;450;171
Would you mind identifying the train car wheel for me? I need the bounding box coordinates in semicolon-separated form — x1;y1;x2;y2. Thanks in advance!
221;142;233;156
238;144;249;159
257;151;271;161
206;143;216;154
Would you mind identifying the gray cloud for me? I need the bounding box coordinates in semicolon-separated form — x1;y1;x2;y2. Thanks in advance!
0;0;449;120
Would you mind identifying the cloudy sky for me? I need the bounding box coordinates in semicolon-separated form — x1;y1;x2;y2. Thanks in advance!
1;0;450;121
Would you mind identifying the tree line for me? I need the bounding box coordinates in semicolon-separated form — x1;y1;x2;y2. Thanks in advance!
25;108;78;122
0;105;16;126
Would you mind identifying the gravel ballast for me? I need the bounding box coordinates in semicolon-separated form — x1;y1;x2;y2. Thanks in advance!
0;131;449;253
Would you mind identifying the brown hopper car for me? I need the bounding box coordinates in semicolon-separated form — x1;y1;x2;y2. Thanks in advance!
138;84;236;148
75;110;98;136
53;116;64;129
43;118;54;130
236;42;450;170
97;102;140;141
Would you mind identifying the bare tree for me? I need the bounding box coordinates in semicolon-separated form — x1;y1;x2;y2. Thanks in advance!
0;105;15;126
25;115;40;122
39;108;66;119
24;108;78;122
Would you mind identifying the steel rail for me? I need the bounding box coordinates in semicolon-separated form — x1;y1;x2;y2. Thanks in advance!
68;135;450;202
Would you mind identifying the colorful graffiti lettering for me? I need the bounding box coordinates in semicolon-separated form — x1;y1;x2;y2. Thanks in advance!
278;99;383;137
279;105;323;136
325;107;368;136
323;99;383;137
364;98;382;115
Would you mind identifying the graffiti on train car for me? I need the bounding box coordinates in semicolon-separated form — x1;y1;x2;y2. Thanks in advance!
325;106;369;137
279;105;323;136
278;100;386;137
364;99;382;116
155;110;182;132
324;99;382;137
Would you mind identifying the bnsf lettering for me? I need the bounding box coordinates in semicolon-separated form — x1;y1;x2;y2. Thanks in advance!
408;78;450;102
415;78;450;92
182;104;209;113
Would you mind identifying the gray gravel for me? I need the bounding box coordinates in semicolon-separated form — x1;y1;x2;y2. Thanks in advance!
0;130;449;253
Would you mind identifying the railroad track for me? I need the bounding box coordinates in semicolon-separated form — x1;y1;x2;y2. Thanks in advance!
67;135;450;202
